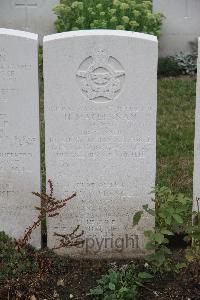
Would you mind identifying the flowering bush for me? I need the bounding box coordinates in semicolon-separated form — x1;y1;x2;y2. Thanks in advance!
53;0;164;37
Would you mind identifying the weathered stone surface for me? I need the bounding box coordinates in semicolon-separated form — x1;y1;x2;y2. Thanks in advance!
44;30;158;258
154;0;200;57
194;38;200;211
0;0;59;43
0;29;41;248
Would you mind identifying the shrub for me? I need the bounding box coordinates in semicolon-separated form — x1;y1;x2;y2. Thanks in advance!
53;0;164;37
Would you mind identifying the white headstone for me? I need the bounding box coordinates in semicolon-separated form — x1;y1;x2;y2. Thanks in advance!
194;38;200;211
0;0;59;43
44;30;158;258
153;0;200;57
0;29;41;248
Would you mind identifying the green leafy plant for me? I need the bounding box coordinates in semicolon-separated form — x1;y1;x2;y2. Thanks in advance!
133;186;192;273
0;232;38;279
89;265;153;299
53;0;164;37
154;186;192;233
173;52;197;76
158;39;198;77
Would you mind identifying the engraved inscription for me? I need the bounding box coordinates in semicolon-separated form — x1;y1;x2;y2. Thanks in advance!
15;1;38;30
15;0;37;8
0;114;8;137
76;49;125;103
0;89;18;103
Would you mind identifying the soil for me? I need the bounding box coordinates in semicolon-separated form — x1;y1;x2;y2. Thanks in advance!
1;248;200;300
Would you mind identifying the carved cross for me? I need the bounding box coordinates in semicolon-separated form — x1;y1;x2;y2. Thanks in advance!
15;0;38;30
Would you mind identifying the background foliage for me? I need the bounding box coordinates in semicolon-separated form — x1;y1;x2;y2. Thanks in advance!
54;0;163;36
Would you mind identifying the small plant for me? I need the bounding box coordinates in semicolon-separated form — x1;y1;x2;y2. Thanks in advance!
0;181;84;286
15;180;84;252
173;52;197;76
158;57;182;77
133;186;192;273
53;0;164;37
0;232;38;279
89;264;153;300
154;186;192;233
16;180;77;250
158;39;198;77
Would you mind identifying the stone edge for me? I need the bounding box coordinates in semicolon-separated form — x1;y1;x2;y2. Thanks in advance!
0;28;38;40
43;30;158;44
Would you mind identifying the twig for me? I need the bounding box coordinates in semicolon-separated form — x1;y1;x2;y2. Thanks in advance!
15;180;76;251
53;225;85;250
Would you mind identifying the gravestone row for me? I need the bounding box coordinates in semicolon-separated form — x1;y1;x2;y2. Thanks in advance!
0;28;199;259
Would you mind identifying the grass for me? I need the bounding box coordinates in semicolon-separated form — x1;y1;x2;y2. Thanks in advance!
157;77;196;197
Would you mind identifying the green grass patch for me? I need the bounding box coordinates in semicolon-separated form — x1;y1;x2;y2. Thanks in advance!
157;77;196;197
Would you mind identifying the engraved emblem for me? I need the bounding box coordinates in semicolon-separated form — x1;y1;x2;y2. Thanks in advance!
76;49;125;103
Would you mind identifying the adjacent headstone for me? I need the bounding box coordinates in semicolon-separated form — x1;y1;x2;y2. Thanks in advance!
44;30;158;258
154;0;200;57
0;0;59;43
194;38;200;211
0;29;41;248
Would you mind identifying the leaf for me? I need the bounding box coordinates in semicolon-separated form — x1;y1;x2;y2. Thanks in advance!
160;246;172;255
154;252;166;265
145;241;155;250
154;232;165;244
144;230;154;238
89;286;104;295
142;204;155;216
165;207;174;214
166;215;172;225
177;194;187;205
108;270;118;284
109;283;116;291
146;251;166;265
119;287;129;294
160;229;174;236
133;211;143;226
173;214;183;224
138;272;153;279
176;262;187;270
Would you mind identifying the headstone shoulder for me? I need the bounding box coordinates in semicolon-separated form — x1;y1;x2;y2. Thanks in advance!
43;30;158;43
0;27;38;40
